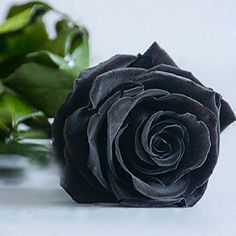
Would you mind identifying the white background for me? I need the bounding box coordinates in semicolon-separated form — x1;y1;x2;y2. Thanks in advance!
0;0;236;235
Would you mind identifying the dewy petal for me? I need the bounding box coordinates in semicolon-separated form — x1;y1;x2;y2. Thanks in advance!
89;68;145;108
129;42;177;69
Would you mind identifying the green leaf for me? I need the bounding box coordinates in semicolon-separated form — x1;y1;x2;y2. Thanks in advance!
0;141;52;165
56;19;74;34
6;1;51;18
0;85;35;142
0;1;89;79
69;28;89;75
26;50;70;70
0;19;49;78
0;3;49;35
15;129;50;140
16;111;50;130
15;113;51;140
0;112;11;142
3;62;75;117
43;21;77;57
0;2;50;78
0;80;4;94
0;87;34;124
28;27;89;76
0;1;89;161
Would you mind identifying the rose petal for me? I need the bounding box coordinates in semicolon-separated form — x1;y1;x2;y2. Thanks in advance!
145;64;204;86
126;94;214;182
53;54;138;165
219;99;236;132
150;130;185;166
74;54;137;89
108;171;143;201
183;182;208;207
186;138;218;193
113;125;191;200
132;174;191;199
87;91;122;188
141;112;186;167
157;112;211;185
129;42;177;69
52;91;81;165
89;68;145;108
133;120;181;174
107;89;169;174
63;107;108;191
62;150;116;203
142;64;235;131
136;71;220;117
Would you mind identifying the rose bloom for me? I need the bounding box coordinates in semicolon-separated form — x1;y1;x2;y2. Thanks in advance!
52;43;235;207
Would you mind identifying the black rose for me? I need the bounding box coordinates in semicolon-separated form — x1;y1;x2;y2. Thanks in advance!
52;43;235;207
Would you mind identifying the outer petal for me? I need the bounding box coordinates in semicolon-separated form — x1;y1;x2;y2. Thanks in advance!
143;63;235;131
136;70;220;117
89;68;145;108
183;182;208;207
219;99;236;132
74;54;137;89
87;92;122;189
62;149;117;203
53;54;137;165
129;42;177;69
145;64;204;86
63;107;108;191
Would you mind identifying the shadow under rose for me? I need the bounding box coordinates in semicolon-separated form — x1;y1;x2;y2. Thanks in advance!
0;188;131;207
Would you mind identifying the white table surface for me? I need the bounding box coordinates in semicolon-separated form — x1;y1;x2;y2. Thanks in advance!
0;0;236;235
